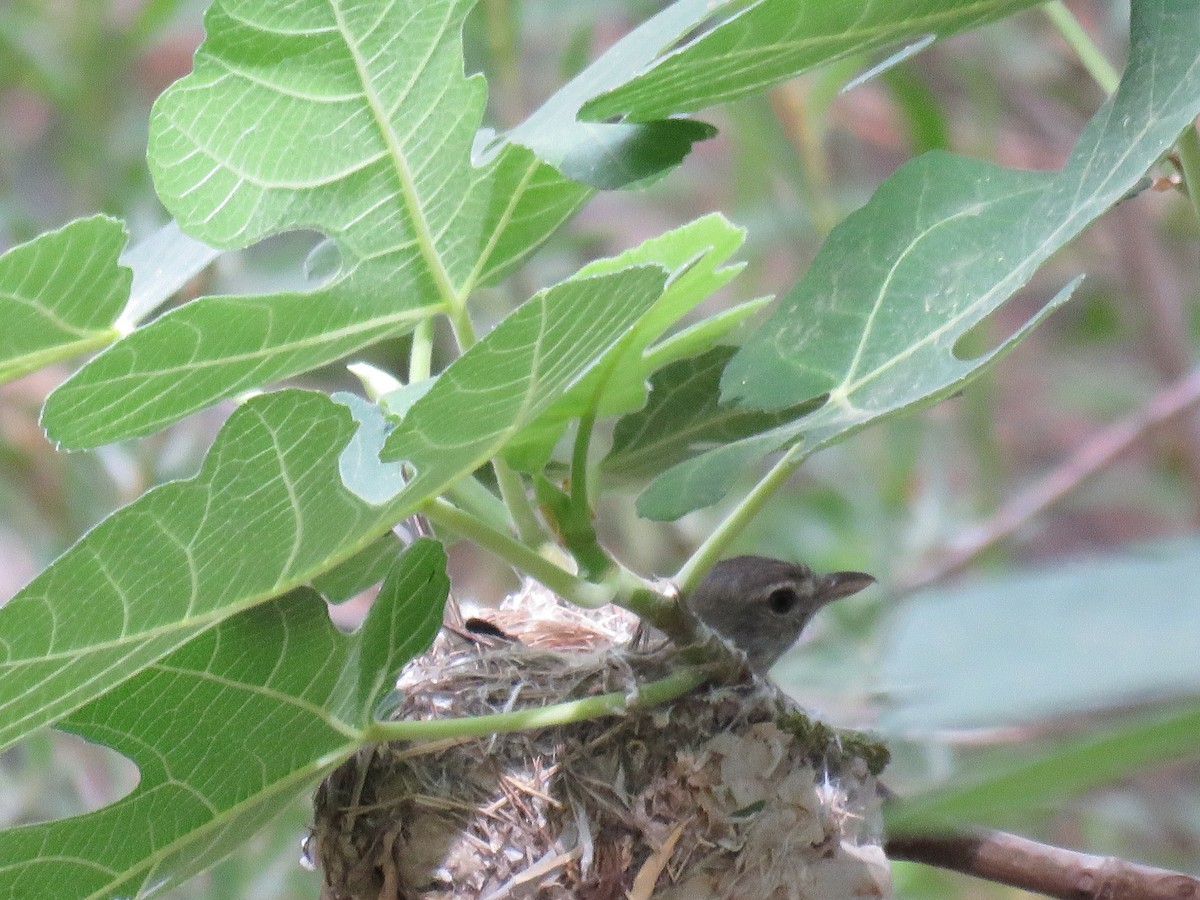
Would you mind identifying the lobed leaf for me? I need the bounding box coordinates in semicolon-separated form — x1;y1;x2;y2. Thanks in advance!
1;390;398;753
503;0;720;189
501;213;749;472
4;259;667;751
42;286;437;446
380;266;669;479
42;0;594;448
636;0;1200;520
0;215;128;385
0;541;447;899
582;0;1044;123
311;531;405;603
603;346;820;481
41;0;732;449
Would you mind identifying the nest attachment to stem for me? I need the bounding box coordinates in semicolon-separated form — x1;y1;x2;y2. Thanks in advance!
310;583;892;899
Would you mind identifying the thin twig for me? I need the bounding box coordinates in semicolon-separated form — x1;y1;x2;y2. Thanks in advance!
887;828;1200;900
901;364;1200;592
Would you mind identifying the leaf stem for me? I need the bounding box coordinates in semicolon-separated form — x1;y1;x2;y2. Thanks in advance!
447;303;478;350
1043;2;1120;95
438;290;545;545
423;497;609;607
408;317;434;383
1175;122;1200;225
674;442;807;594
368;665;708;743
493;459;549;546
570;410;596;509
443;475;511;534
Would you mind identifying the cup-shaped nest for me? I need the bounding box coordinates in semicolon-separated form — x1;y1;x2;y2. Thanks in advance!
311;583;891;899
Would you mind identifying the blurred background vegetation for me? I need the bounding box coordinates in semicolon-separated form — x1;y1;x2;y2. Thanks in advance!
3;0;1198;896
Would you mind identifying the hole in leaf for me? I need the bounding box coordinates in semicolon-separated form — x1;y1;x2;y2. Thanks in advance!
951;277;1081;363
2;729;140;824
951;287;1042;361
661;0;761;58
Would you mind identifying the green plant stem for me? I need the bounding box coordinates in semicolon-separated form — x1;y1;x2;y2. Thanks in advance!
607;564;695;646
444;475;511;534
368;665;708;743
409;317;434;383
493;459;548;546
570;410;596;509
437;289;544;546
675;443;807;594
423;497;609;607
1043;1;1120;95
446;302;478;350
1175;122;1200;224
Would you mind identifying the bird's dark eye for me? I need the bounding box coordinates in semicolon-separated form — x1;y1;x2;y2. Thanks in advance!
766;586;798;614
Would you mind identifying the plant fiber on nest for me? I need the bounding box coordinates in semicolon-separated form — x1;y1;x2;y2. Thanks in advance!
311;582;891;899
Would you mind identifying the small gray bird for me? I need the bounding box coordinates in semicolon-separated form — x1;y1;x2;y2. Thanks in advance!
686;556;875;671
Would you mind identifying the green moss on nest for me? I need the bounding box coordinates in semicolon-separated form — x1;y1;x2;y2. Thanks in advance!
778;711;891;776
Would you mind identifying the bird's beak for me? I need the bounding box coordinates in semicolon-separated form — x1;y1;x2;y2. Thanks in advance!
815;571;875;606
